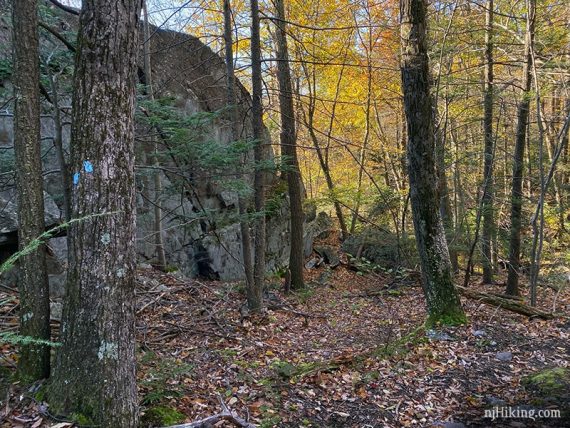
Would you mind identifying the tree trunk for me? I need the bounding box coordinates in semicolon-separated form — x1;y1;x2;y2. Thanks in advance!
142;0;167;271
305;120;348;239
528;71;570;306
541;94;567;234
250;0;265;311
350;72;372;235
274;0;305;290
562;97;570;204
12;0;51;381
304;101;348;241
47;73;71;222
400;0;465;326
506;0;535;296
436;100;458;273
48;1;142;426
562;98;570;210
298;55;349;240
223;0;255;293
481;0;495;284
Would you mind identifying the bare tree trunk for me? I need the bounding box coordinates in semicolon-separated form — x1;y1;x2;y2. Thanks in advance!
48;1;142;426
400;0;465;326
481;0;495;284
274;0;304;290
398;107;409;240
250;0;265;311
47;73;71;222
350;86;371;234
12;0;51;381
143;1;167;271
506;0;535;296
304;118;348;238
561;98;570;211
562;96;570;203
350;12;374;235
223;0;255;292
432;10;458;274
298;55;349;240
436;99;458;273
541;94;567;234
525;120;533;200
437;143;458;275
528;55;570;305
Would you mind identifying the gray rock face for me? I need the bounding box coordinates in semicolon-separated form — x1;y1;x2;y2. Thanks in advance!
0;9;325;284
314;245;340;268
303;211;332;257
0;189;61;245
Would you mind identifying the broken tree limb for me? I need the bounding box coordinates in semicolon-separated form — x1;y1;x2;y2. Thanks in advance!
456;285;554;319
161;394;255;428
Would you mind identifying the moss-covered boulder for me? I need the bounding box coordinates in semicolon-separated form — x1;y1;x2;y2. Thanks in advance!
522;367;570;419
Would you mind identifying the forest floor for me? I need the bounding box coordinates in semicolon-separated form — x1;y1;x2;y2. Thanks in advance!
0;248;569;427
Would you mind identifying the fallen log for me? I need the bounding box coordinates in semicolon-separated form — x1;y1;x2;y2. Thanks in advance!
162;394;255;428
456;285;554;319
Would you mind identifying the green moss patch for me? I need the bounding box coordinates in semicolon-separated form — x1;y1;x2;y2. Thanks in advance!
522;367;570;398
70;412;94;426
426;308;467;328
522;366;570;421
141;405;186;427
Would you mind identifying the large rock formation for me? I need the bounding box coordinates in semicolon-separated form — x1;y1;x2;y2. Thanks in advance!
0;1;326;287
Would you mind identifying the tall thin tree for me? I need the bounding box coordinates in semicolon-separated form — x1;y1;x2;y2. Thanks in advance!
48;1;142;426
436;103;459;274
250;0;265;310
12;0;51;381
274;0;305;290
350;4;374;235
223;0;255;294
142;0;167;271
481;0;495;284
506;0;535;296
400;0;466;325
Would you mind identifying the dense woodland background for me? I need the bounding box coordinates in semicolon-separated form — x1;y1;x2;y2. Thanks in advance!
0;0;569;427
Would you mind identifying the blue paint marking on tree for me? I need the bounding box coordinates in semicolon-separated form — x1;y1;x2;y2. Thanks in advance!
83;160;93;173
73;172;80;185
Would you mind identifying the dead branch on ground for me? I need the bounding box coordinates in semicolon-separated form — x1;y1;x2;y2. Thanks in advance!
162;394;255;428
457;285;555;319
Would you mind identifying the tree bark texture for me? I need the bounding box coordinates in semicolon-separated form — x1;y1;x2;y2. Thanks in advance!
506;0;535;296
48;1;142;426
274;0;305;290
250;0;265;310
12;0;51;381
400;0;465;325
481;0;495;284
